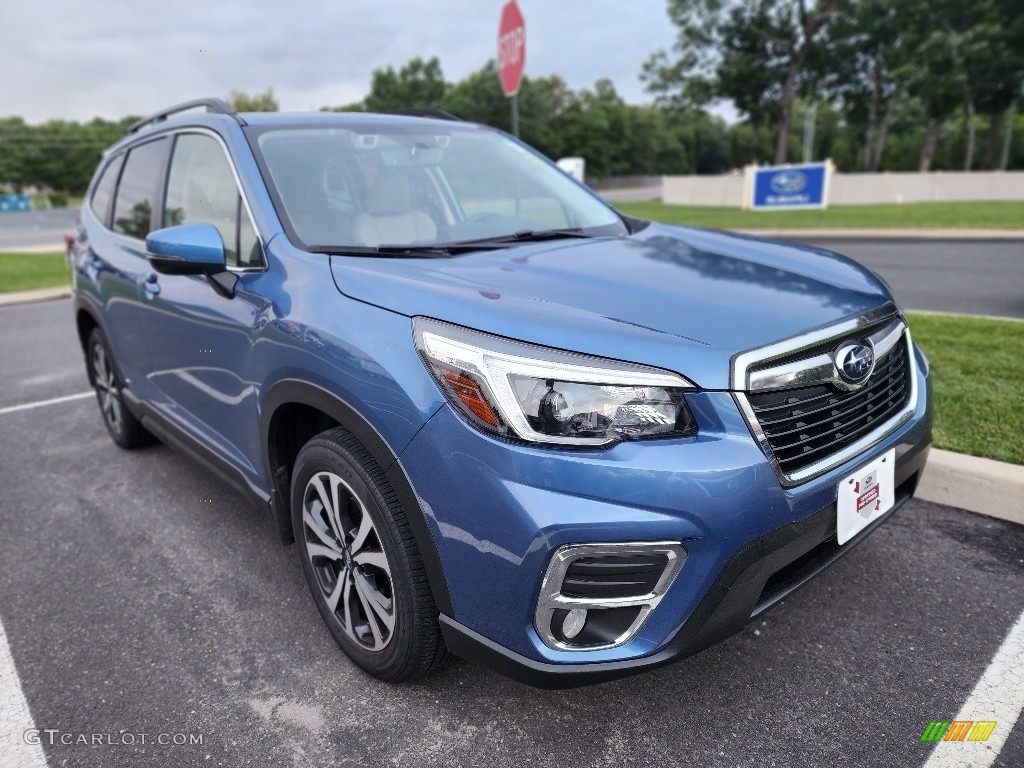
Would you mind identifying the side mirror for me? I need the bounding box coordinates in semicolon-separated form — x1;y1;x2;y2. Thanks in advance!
146;223;226;276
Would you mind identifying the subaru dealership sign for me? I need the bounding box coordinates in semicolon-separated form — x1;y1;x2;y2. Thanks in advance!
0;194;32;212
745;161;832;210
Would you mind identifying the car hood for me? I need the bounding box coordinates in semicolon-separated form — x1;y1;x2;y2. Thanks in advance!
328;223;892;390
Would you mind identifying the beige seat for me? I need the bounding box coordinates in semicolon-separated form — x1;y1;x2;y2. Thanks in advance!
352;172;437;246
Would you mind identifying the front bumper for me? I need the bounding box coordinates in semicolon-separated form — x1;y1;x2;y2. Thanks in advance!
438;438;927;688
400;346;932;688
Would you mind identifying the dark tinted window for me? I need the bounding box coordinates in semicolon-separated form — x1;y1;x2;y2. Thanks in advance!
112;139;166;239
89;153;124;227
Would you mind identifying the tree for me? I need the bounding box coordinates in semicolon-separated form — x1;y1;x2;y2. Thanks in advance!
648;0;846;165
814;0;910;171
364;57;446;112
440;60;510;126
229;88;279;112
714;3;785;163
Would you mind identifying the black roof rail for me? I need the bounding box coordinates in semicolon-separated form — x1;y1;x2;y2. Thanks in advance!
384;108;461;122
128;98;245;134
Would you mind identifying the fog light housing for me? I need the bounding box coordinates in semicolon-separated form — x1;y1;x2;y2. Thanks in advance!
535;542;686;651
562;608;588;639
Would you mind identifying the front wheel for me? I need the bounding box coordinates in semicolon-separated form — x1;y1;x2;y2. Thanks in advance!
291;427;448;682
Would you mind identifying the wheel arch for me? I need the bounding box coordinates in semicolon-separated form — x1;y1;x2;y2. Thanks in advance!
75;305;99;353
261;378;452;616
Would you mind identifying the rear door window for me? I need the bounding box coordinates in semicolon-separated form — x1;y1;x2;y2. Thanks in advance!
112;139;167;239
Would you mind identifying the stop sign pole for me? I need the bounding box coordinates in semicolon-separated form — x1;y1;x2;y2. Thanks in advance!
497;0;526;136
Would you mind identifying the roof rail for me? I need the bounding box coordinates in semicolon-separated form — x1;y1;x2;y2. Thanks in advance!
384;108;461;122
128;98;245;134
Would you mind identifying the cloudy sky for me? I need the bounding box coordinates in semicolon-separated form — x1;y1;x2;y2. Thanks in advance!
0;0;682;123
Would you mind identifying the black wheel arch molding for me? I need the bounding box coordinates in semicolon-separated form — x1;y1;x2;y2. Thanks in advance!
259;378;453;616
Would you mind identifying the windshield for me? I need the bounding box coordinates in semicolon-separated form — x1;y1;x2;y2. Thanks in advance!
250;123;627;252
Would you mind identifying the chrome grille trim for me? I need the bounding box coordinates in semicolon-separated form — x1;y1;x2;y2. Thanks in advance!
748;316;905;393
731;305;919;486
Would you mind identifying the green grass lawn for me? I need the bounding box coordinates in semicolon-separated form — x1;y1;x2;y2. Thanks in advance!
617;200;1024;230
0;251;69;292
906;312;1023;465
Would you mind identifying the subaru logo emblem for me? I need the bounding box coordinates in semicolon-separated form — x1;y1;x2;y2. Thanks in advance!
835;343;874;384
769;171;808;194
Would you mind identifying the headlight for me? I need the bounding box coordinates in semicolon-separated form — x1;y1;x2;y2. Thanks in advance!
414;318;698;447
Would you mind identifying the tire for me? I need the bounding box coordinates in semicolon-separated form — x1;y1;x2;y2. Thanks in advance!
87;328;152;449
291;427;448;682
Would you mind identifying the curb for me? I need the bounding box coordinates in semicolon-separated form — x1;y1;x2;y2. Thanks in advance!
0;245;66;254
916;448;1024;527
0;286;71;307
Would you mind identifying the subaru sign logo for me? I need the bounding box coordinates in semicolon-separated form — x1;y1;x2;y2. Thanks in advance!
835;343;874;384
750;162;829;209
769;171;808;194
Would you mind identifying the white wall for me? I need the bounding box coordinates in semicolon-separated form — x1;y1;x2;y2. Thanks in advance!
662;171;1024;207
662;174;745;207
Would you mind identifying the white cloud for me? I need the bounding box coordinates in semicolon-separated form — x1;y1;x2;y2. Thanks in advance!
0;0;679;122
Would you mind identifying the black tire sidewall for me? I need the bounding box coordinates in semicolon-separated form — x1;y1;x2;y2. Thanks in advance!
291;436;418;680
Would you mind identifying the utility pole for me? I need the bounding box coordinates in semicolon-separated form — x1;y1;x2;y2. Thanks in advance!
802;102;818;164
1000;102;1016;171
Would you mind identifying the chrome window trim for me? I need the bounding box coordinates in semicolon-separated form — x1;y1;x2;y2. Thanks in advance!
731;305;919;487
534;541;686;652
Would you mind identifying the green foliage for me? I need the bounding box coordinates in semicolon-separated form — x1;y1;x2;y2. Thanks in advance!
0;116;134;194
228;88;279;112
327;58;731;178
3;1;1023;197
363;57;447;113
655;0;1024;171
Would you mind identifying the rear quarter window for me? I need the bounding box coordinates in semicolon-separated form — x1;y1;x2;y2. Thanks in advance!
112;138;167;239
89;154;124;228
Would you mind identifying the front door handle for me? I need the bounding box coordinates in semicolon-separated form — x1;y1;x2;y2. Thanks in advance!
143;273;161;297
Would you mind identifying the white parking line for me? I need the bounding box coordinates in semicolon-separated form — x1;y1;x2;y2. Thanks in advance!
0;391;92;416
0;616;48;767
923;609;1024;768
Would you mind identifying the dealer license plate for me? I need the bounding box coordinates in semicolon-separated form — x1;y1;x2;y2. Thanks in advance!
836;448;896;545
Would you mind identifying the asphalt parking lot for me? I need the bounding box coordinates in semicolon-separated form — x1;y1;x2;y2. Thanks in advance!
1;297;1022;768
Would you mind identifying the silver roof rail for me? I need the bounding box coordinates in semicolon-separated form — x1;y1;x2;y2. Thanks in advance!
127;98;245;134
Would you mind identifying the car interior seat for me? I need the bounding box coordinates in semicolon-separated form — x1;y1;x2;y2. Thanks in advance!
351;171;437;246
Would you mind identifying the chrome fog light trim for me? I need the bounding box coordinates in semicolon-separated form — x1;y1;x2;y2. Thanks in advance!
534;541;686;651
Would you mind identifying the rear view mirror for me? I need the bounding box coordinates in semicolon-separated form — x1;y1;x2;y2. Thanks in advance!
146;223;226;276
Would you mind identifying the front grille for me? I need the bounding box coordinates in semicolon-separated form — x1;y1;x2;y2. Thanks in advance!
747;334;910;476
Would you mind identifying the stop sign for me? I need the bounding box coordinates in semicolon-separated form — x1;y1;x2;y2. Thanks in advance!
497;0;526;97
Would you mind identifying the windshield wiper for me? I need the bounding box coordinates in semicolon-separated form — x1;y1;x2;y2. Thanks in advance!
308;244;455;258
446;228;595;248
309;229;595;258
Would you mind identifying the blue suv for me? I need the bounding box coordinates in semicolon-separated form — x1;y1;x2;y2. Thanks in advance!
69;99;931;687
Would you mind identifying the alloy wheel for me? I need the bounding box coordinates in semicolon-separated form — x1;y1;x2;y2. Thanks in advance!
92;343;122;434
301;471;395;651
